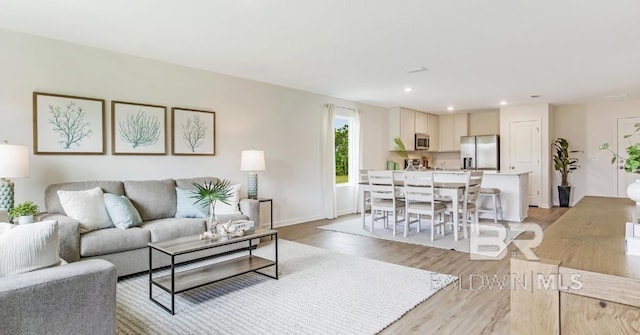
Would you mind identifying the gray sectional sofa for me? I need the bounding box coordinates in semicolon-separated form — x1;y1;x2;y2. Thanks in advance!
40;177;260;277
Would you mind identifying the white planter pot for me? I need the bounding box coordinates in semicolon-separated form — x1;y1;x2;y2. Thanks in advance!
18;215;34;224
627;179;640;205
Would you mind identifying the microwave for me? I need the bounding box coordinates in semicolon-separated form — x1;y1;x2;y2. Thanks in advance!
415;133;429;150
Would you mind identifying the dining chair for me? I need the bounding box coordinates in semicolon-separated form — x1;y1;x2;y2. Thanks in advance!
359;169;371;228
403;171;446;240
466;171;484;234
368;170;405;235
434;171;471;239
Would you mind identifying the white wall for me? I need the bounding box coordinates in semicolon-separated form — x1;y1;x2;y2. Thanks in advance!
0;29;389;226
468;109;500;135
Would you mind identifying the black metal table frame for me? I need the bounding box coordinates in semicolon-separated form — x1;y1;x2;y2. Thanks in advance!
148;231;278;315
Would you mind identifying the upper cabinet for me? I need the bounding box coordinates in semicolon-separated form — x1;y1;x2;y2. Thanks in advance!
389;108;439;151
389;108;416;151
438;113;468;152
427;113;439;152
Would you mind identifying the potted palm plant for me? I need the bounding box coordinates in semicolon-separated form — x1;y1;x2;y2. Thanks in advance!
190;179;233;228
553;138;581;207
9;201;39;224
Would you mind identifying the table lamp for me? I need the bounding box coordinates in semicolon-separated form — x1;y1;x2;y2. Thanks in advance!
0;142;29;210
240;150;265;199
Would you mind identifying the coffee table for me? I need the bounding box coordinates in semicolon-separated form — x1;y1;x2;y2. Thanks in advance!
148;229;278;314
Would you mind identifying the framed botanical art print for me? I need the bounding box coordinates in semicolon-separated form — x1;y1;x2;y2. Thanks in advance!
171;108;216;155
112;101;167;155
33;92;105;154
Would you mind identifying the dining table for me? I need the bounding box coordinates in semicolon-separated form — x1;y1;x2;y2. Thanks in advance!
359;171;467;241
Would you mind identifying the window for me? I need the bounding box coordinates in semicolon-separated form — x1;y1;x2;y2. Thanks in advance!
334;115;352;184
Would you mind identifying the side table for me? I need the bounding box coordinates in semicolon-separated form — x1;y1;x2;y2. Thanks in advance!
257;198;273;230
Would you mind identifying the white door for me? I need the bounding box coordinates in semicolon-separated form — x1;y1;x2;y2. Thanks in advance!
617;117;640;196
509;120;541;206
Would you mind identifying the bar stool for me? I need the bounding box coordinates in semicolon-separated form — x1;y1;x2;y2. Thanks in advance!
478;188;502;223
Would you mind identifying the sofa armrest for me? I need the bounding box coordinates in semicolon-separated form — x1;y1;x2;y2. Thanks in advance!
37;213;81;262
239;198;260;225
0;259;117;335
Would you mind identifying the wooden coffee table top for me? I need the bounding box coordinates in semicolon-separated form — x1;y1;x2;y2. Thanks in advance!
148;229;277;256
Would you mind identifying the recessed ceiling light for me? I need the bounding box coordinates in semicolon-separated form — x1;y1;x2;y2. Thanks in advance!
447;106;455;111
407;66;428;74
404;87;413;92
500;100;508;106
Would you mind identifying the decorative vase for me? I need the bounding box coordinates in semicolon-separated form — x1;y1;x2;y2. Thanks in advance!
558;186;571;207
208;203;218;230
18;215;34;224
627;179;640;205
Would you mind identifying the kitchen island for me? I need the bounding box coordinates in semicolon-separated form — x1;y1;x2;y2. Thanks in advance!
479;170;530;222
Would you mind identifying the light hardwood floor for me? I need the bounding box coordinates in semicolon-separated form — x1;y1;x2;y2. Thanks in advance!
276;207;568;335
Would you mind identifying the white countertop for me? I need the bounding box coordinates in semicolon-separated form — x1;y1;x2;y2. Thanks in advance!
391;169;531;176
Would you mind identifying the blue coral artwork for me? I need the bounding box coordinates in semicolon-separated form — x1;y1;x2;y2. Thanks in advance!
33;92;106;155
112;101;167;155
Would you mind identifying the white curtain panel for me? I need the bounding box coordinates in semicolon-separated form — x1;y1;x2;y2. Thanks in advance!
322;103;337;219
352;107;362;213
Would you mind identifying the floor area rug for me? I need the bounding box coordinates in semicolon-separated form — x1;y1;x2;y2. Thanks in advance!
116;240;456;335
318;217;524;256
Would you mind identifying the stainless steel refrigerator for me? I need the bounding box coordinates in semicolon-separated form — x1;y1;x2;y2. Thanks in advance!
460;134;500;170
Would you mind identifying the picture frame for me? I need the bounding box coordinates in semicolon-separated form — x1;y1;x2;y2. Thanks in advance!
112;101;167;155
171;108;216;156
33;92;106;155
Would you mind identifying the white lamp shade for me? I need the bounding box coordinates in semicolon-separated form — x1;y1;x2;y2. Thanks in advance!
240;150;265;171
0;144;29;178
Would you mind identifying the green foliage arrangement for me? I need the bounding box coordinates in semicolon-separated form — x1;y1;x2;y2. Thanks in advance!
394;137;409;160
552;138;580;186
600;123;640;174
9;201;39;220
190;179;233;213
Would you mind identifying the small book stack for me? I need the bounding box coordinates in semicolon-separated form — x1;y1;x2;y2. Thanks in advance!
625;222;640;256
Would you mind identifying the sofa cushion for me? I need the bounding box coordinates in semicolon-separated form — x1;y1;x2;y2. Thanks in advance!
124;179;176;221
141;218;206;242
175;177;220;191
0;220;61;276
58;187;114;233
175;187;208;218
80;227;150;257
104;194;143;229
45;181;124;215
215;184;242;215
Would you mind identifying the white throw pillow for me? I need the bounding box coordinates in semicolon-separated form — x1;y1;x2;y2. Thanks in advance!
215;184;242;215
58;187;113;233
0;220;61;277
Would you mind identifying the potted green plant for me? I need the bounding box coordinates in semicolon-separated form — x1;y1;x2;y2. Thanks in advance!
190;179;233;228
552;138;581;207
600;122;640;203
393;137;413;170
9;201;39;224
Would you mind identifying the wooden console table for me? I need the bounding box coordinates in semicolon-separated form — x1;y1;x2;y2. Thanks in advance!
511;196;640;334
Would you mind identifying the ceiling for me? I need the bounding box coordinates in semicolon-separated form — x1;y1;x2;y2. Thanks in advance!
0;0;639;113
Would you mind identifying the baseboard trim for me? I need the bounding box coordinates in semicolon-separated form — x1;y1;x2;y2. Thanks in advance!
274;215;325;228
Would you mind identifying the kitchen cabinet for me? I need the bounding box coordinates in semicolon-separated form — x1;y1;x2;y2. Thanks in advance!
438;113;468;151
414;111;428;134
389;108;440;151
427;113;439;151
388;108;415;151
